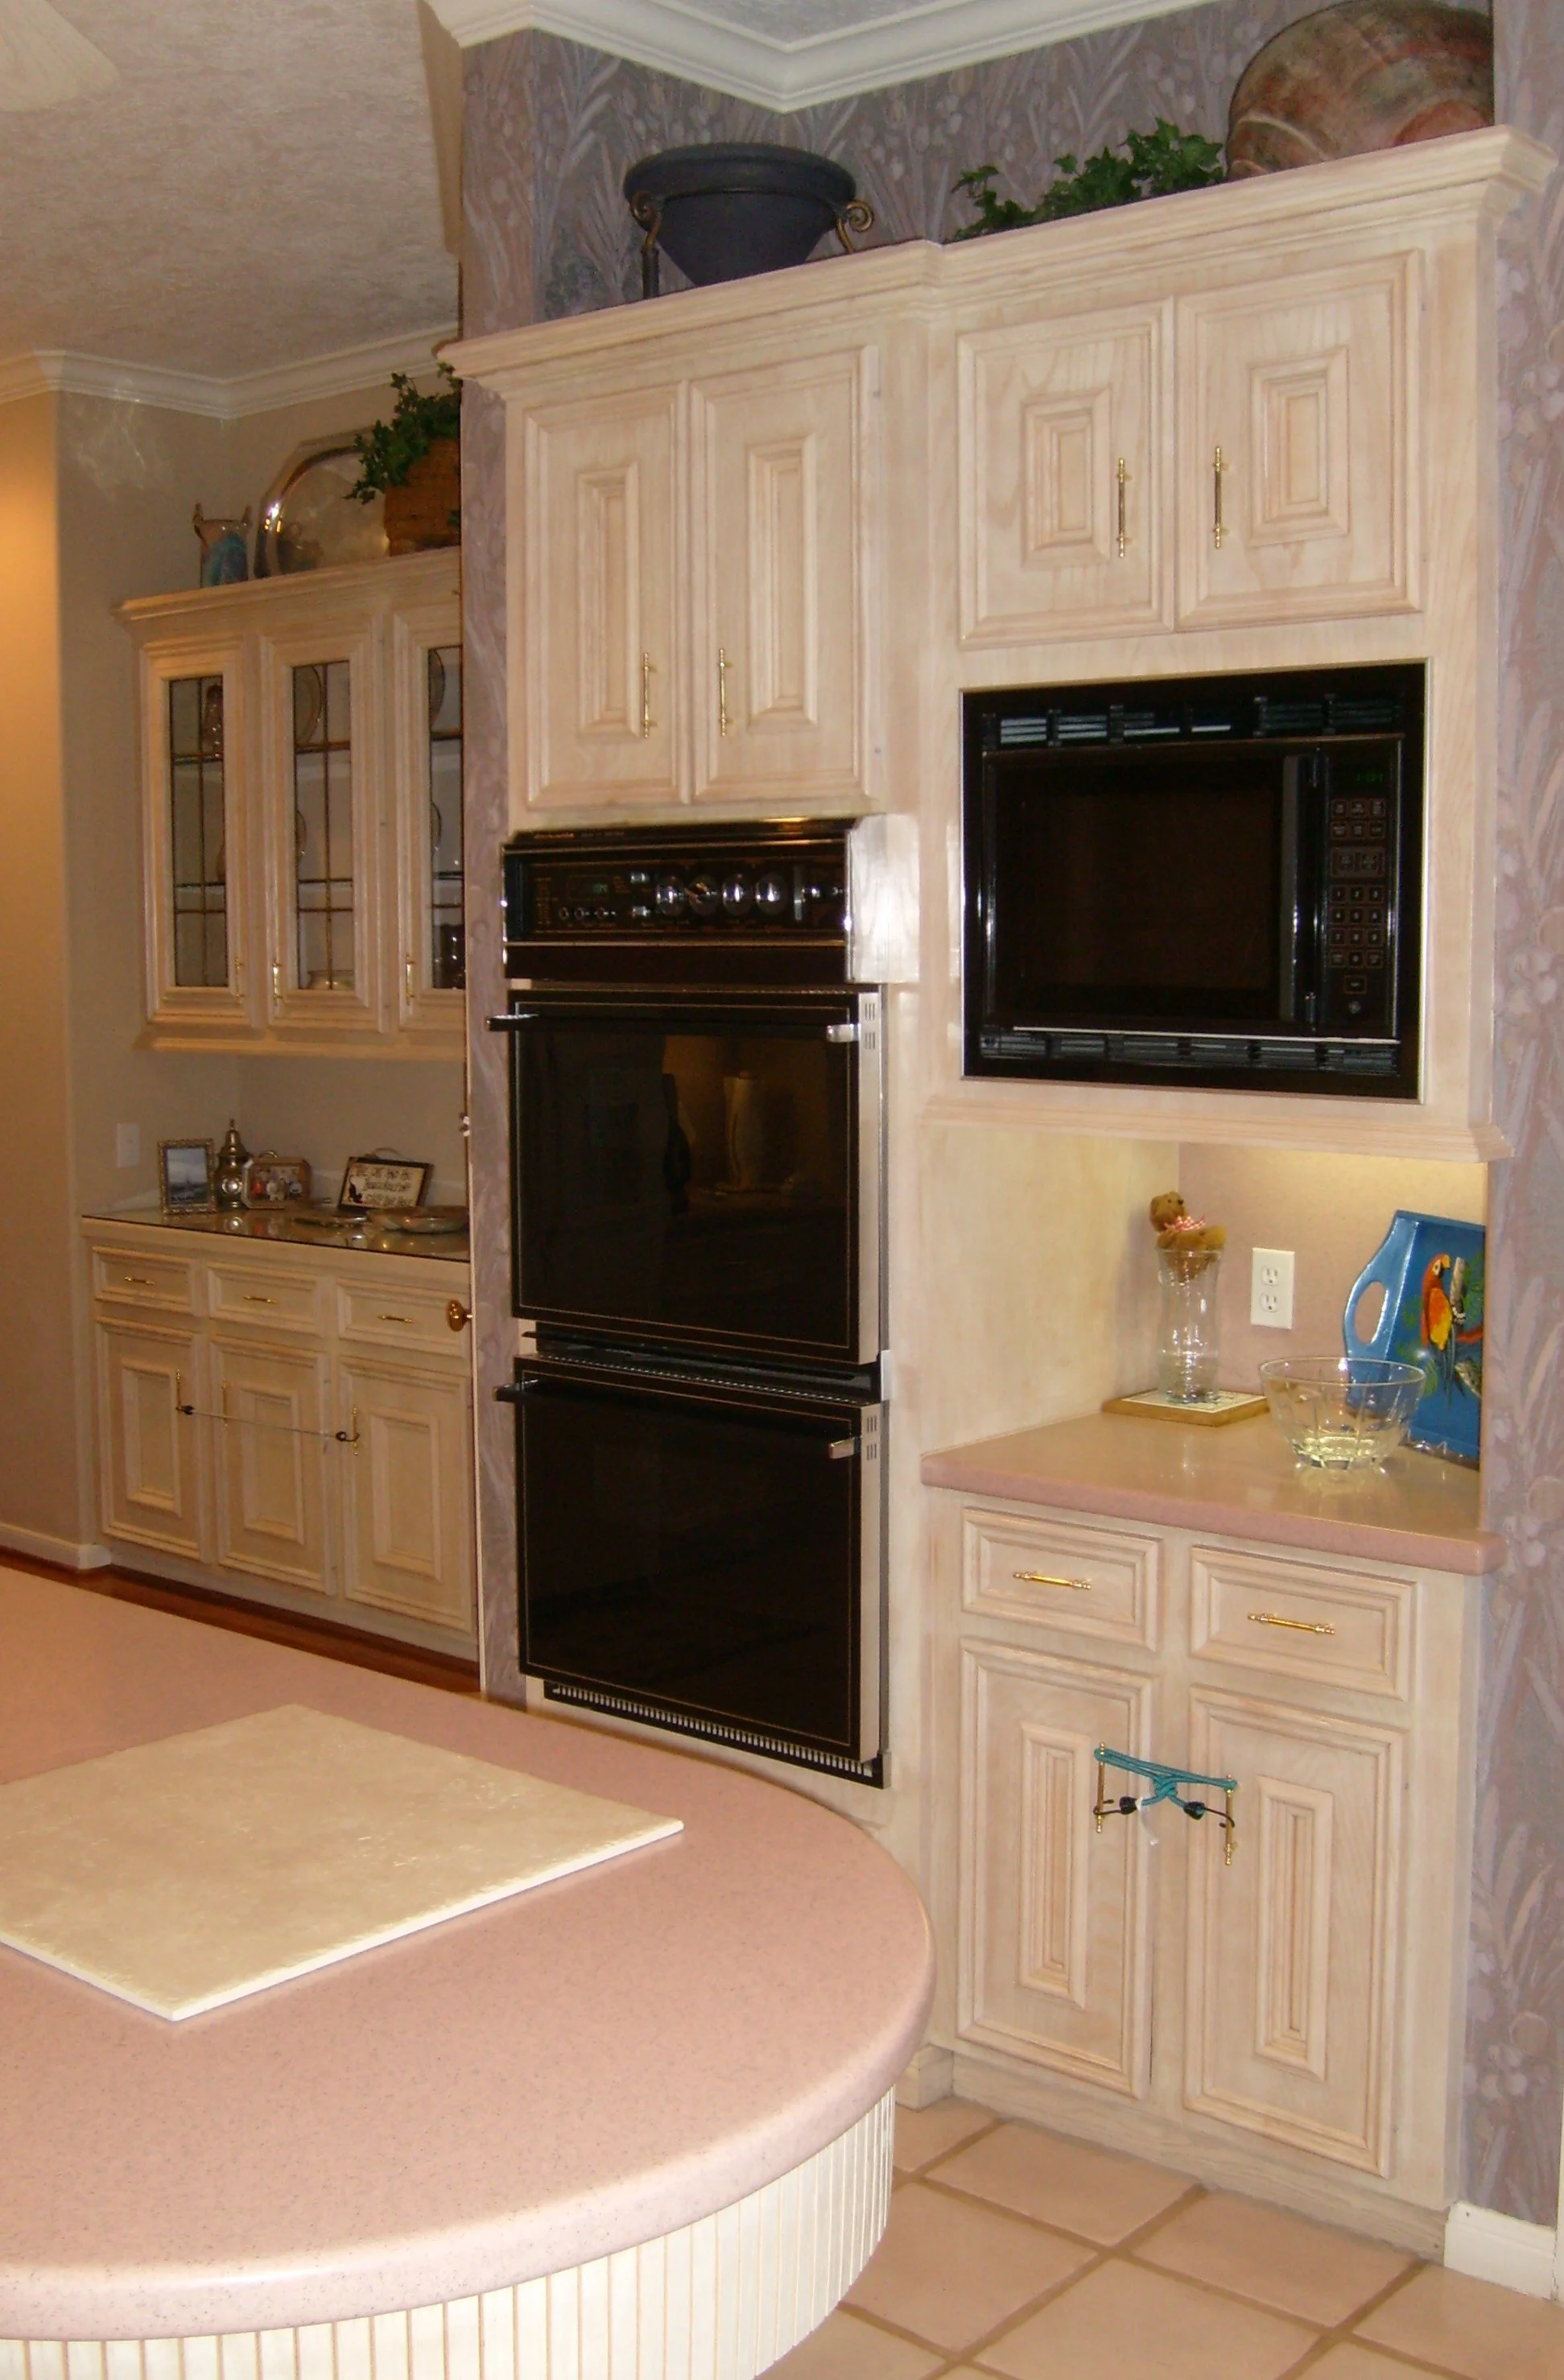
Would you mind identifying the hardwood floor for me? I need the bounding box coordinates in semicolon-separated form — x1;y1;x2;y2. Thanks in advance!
2;1550;481;1696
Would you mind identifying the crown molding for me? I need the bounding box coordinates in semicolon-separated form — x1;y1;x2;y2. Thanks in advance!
424;0;1214;109
0;325;458;420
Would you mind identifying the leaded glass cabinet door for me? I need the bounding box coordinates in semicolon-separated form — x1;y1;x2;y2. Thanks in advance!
261;617;382;1039
139;637;255;1039
392;593;464;1043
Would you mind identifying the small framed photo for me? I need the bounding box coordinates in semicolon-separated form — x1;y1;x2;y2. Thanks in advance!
246;1155;312;1209
159;1138;216;1213
337;1155;432;1212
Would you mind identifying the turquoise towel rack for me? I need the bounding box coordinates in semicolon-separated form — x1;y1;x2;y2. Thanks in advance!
1093;1746;1238;1864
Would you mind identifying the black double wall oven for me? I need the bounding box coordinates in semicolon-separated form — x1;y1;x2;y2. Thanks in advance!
495;822;885;1783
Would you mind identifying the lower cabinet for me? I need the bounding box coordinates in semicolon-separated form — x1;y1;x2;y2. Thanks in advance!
86;1224;477;1655
939;1494;1475;2235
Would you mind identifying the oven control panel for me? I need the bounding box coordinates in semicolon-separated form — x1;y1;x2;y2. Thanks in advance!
504;824;856;985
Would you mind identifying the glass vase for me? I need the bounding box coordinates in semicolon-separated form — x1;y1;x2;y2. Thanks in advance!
1157;1247;1221;1403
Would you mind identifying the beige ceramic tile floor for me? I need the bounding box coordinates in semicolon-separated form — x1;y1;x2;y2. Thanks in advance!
768;2099;1564;2380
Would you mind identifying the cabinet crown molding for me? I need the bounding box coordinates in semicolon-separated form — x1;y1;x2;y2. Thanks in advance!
115;547;460;636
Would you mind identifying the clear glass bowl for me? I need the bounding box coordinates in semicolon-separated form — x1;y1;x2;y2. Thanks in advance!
1259;1356;1425;1471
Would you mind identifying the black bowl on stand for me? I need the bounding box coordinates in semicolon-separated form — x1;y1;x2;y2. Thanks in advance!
623;143;873;296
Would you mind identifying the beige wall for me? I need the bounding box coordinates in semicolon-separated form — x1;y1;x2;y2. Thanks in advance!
1177;1144;1488;1390
0;393;85;1556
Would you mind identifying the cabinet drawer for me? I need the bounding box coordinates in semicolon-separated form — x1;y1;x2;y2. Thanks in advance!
208;1264;322;1335
91;1244;196;1314
964;1506;1159;1649
1191;1546;1411;1699
335;1280;468;1354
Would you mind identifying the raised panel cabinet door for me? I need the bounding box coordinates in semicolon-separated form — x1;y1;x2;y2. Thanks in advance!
1177;255;1418;626
958;304;1170;643
521;386;682;810
1185;1688;1402;2175
336;1357;474;1634
959;1638;1153;2097
97;1320;206;1559
691;351;871;805
209;1340;332;1596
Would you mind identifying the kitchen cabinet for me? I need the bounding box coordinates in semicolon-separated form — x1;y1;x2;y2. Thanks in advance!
84;1219;477;1655
931;1474;1479;2242
504;337;881;820
119;551;463;1056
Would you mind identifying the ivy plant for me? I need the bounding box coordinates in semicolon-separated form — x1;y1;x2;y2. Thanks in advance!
349;363;463;502
952;121;1225;240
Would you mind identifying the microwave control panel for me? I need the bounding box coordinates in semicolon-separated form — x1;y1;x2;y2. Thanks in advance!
1321;755;1399;1031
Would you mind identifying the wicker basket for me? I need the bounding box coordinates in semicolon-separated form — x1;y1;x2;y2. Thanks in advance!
383;437;460;554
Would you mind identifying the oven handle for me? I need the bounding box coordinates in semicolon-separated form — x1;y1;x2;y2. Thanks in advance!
494;1378;533;1401
487;1011;539;1030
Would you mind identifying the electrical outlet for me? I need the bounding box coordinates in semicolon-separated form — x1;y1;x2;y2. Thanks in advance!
115;1122;141;1170
1251;1247;1295;1330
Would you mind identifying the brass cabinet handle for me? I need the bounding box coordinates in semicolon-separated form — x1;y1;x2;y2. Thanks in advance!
640;651;656;739
1014;1568;1091;1592
242;1293;274;1305
334;1406;360;1450
378;1311;411;1324
717;647;732;738
405;954;417;999
272;959;283;1001
1212;444;1228;549
447;1298;471;1332
1116;456;1130;559
1248;1609;1335;1637
124;1274;153;1287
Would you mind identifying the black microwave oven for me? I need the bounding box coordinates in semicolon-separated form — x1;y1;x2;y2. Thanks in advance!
963;663;1426;1099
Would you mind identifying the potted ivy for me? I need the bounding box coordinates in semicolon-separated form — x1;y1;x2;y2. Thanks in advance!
349;364;461;553
952;121;1224;238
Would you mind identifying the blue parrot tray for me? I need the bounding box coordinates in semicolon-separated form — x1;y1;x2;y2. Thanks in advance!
1343;1209;1484;1465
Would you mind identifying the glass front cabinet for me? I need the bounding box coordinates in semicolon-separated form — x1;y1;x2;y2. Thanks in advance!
122;551;462;1055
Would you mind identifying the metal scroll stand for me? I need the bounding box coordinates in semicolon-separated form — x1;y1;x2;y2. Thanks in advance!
1093;1746;1238;1865
629;194;877;300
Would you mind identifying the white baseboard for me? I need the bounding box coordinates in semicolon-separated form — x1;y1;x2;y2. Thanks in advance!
1444;2200;1558;2299
897;2043;955;2110
0;1522;110;1572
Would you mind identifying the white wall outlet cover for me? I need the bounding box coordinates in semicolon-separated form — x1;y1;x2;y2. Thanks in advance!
114;1123;140;1168
1251;1247;1296;1330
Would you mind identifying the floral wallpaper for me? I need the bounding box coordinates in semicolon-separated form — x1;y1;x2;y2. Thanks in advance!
461;0;1564;2221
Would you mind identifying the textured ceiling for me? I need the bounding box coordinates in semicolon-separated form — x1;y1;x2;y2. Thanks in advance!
0;0;456;378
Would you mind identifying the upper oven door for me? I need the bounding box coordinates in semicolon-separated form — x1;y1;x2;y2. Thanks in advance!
502;988;881;1366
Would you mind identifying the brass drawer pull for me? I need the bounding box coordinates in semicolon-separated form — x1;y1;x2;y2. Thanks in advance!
1015;1568;1091;1592
1248;1609;1335;1637
378;1311;411;1324
242;1293;274;1305
447;1299;471;1332
124;1275;153;1287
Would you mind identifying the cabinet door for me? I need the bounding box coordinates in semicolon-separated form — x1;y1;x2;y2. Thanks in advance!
210;1339;333;1596
958;305;1170;643
691;350;871;806
1186;1688;1401;2174
138;637;257;1039
336;1355;474;1634
390;595;465;1043
96;1320;207;1560
1177;256;1418;626
959;1638;1153;2097
258;616;383;1039
521;386;682;811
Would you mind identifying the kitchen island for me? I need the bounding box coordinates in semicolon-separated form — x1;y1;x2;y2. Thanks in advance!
0;1572;934;2377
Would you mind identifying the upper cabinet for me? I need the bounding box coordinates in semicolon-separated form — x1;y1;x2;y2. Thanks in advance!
122;552;462;1056
512;343;877;819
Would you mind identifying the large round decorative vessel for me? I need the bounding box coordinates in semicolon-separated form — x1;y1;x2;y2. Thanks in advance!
622;143;869;291
1227;1;1492;180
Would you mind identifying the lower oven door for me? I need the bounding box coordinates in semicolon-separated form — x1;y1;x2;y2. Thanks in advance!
500;989;881;1366
505;1351;884;1780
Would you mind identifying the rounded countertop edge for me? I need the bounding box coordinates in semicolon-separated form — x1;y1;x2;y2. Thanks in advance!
0;1907;935;2345
920;1450;1504;1576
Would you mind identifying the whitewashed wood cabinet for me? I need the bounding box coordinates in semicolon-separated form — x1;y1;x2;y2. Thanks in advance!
935;1490;1479;2246
509;341;877;818
85;1221;477;1655
118;552;463;1056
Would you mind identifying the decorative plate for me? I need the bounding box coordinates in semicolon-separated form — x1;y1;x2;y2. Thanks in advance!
254;438;387;577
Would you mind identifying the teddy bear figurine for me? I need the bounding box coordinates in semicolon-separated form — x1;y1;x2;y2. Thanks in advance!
1148;1191;1227;1275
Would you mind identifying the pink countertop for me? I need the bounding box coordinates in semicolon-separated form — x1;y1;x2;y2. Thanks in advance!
0;1573;934;2342
922;1411;1503;1576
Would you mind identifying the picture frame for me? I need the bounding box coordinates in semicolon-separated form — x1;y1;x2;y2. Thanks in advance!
159;1138;216;1213
336;1155;432;1212
245;1155;313;1209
